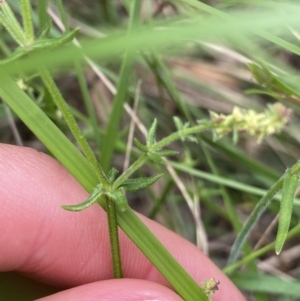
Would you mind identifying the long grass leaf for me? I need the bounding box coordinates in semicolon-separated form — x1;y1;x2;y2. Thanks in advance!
3;6;300;76
0;71;209;301
0;72;98;191
275;170;298;255
231;272;300;297
100;0;142;172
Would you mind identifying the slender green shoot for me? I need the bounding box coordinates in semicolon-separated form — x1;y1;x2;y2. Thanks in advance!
39;68;109;188
20;0;34;43
105;196;123;278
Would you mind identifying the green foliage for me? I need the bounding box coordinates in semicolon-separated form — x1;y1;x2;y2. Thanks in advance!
120;173;164;192
275;170;299;255
62;184;104;212
173;116;197;143
147;118;158;147
2;0;300;300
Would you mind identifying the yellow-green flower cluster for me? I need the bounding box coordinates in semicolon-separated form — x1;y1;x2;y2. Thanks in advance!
209;103;292;143
201;278;220;300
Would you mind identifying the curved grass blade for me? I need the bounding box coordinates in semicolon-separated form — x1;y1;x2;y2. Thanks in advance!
228;174;284;264
275;170;298;254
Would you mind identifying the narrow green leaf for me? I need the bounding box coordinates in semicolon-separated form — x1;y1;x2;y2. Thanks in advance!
37;0;49;30
275;170;298;254
173;116;184;131
228;173;285;264
147;118;158;147
118;208;209;301
0;73;208;301
100;0;142;172
0;73;98;191
231;272;300;297
174;116;187;141
249;63;272;87
120;173;164;192
37;17;52;39
148;152;165;164
155;149;179;157
186;135;198;143
134;138;148;152
31;28;79;51
62;184;103;211
108;167;119;183
0;29;78;65
173;116;197;142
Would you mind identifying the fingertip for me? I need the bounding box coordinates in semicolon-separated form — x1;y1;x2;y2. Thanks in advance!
37;279;184;301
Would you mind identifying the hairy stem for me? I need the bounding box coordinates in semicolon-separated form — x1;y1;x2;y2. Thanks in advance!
20;0;34;43
39;68;109;188
105;196;123;278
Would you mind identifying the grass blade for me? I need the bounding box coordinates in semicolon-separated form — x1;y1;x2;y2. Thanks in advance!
275;170;298;255
100;0;142;172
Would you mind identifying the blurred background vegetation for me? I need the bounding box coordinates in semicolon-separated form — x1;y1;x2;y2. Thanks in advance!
1;0;300;300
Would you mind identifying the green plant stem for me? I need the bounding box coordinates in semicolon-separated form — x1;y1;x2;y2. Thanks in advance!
153;122;212;151
113;122;212;189
224;223;300;274
116;207;209;301
113;154;149;189
20;0;34;43
0;72;209;301
105;196;123;278
39;68;109;188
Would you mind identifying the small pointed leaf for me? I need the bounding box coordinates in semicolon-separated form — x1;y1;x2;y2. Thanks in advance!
147;118;157;147
173;116;183;131
107;167;119;183
275;170;298;255
174;117;193;142
186;135;198;143
134;138;148;152
248;63;271;87
148;152;165;164
155;149;179;157
31;28;79;51
120;173;164;192
37;18;52;39
62;185;103;211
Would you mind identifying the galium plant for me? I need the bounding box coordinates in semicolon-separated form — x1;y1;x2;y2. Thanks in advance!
1;0;300;300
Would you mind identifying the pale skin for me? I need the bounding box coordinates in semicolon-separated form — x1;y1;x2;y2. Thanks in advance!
0;144;246;301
